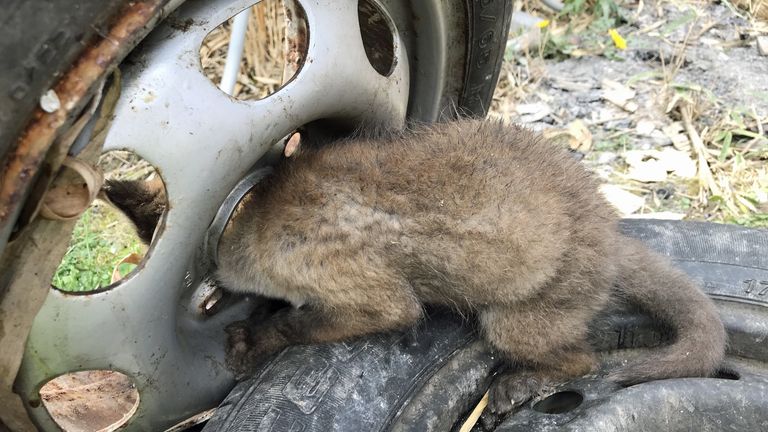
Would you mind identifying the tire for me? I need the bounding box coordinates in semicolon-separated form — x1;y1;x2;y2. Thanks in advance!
459;0;514;117
202;220;768;432
0;0;131;159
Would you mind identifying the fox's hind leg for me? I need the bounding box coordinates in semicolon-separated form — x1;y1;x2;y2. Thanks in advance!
480;302;599;414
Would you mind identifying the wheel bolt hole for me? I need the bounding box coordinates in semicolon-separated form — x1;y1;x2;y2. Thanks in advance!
200;0;308;100
358;0;396;77
712;369;740;380
532;390;584;414
52;150;164;293
39;370;139;431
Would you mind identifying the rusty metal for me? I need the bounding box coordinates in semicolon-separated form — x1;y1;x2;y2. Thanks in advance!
0;73;125;432
0;0;167;252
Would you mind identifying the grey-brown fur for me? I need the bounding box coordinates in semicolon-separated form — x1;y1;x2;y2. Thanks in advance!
109;119;726;414
103;177;165;244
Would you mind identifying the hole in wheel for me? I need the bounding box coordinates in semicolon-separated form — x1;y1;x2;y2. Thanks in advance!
39;370;140;432
358;0;396;76
200;0;308;100
712;369;740;380
532;390;583;414
52;151;165;292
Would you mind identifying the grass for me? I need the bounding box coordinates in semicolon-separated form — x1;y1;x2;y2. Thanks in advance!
53;204;146;292
52;151;152;292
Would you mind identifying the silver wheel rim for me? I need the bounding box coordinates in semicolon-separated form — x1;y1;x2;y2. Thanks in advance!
16;0;470;429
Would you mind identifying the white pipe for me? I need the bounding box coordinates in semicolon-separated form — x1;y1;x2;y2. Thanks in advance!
220;8;251;96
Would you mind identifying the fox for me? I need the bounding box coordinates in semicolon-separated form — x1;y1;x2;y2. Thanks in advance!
104;119;726;415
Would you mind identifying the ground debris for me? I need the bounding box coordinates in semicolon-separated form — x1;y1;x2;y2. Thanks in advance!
600;184;646;215
492;0;768;226
758;36;768;56
624;148;697;182
601;79;639;113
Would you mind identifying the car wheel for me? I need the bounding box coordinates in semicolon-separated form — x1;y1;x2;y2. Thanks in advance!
4;0;513;430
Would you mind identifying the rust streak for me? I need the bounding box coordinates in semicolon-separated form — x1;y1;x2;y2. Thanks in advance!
0;0;164;230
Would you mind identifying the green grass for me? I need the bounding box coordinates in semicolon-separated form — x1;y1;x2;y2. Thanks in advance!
727;213;768;228
538;0;627;60
52;203;146;292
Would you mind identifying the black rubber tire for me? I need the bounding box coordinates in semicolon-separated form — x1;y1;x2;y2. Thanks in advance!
0;0;134;159
459;0;514;117
202;220;768;432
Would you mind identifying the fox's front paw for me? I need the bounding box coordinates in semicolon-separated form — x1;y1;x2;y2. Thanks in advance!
488;370;551;414
224;319;289;379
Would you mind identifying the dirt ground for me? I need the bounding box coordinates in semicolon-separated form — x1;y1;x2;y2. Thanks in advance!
492;0;768;225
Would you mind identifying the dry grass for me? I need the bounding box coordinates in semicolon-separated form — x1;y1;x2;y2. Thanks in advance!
200;0;287;100
731;0;768;20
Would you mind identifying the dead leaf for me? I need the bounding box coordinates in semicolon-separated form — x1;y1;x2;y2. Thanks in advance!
624;148;696;182
600;184;645;215
657;148;697;178
662;122;691;151
635;119;656;136
111;253;143;284
566;120;593;151
757;36;768;56
601;79;638;112
627;159;668;182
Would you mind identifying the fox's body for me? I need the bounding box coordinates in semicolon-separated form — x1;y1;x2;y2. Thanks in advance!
107;119;726;414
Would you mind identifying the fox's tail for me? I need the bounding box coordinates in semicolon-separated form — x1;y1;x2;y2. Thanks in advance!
610;237;726;384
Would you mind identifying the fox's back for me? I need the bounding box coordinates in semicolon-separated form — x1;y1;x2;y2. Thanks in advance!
223;120;617;305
